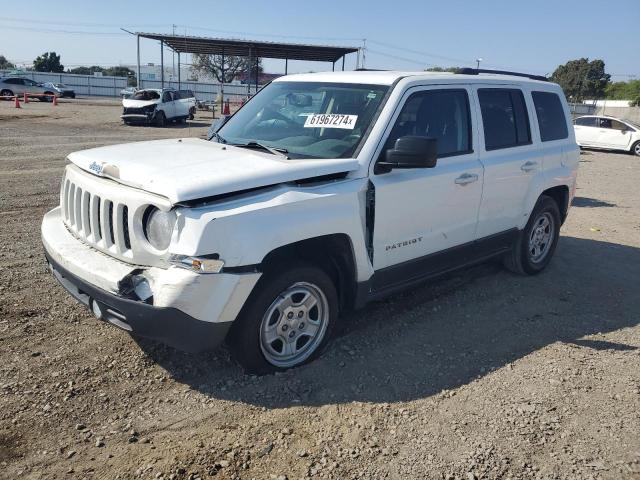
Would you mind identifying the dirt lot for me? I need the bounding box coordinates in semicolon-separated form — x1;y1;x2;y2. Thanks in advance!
1;99;639;480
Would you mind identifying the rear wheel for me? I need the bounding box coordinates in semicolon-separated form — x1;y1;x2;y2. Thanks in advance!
1;89;13;100
229;264;338;374
188;107;195;120
632;141;640;157
504;195;561;275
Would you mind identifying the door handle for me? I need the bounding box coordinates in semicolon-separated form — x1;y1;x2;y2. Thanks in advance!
521;161;538;172
454;173;479;185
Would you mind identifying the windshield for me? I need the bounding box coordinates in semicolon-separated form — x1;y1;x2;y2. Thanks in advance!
622;119;640;130
215;81;389;159
132;90;160;101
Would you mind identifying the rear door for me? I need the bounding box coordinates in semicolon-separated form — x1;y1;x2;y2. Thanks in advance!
573;116;599;146
473;86;539;238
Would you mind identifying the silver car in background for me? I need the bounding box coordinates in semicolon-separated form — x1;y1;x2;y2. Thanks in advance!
42;82;76;98
0;77;56;101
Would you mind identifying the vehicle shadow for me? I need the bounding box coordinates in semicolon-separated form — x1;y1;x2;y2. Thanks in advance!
571;196;616;208
137;236;640;408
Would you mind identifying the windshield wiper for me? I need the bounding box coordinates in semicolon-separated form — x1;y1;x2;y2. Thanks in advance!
209;131;227;143
232;141;289;158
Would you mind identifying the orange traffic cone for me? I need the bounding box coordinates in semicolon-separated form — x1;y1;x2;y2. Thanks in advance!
223;99;230;115
52;95;58;106
23;92;29;103
14;95;20;108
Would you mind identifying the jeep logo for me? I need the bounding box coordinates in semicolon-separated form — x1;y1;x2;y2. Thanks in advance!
88;161;103;175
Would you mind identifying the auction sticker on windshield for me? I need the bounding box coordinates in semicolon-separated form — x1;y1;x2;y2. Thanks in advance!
304;114;358;129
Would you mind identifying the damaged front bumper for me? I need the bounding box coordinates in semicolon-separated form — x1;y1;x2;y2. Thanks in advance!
41;207;261;353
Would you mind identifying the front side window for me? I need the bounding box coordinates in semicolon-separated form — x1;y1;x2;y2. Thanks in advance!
216;81;389;159
24;79;38;86
609;119;628;131
478;88;531;150
383;89;472;158
532;91;568;142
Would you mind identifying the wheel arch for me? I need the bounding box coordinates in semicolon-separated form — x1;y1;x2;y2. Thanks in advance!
541;185;570;223
260;234;358;312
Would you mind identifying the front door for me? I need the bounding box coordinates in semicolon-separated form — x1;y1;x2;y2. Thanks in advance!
370;86;483;290
597;118;633;149
161;91;175;119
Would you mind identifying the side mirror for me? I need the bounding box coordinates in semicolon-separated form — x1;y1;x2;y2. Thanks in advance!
377;136;438;173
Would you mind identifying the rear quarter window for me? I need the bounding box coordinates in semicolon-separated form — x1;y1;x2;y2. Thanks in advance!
532;91;568;141
478;88;531;151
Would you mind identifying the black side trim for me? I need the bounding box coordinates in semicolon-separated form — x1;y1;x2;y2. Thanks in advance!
44;250;232;353
368;229;519;299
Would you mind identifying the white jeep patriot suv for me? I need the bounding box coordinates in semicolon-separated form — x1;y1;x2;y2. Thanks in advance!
42;69;579;373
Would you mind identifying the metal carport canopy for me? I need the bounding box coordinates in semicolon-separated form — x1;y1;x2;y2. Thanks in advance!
135;32;358;63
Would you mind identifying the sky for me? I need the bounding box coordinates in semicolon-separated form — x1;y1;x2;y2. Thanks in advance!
1;0;639;81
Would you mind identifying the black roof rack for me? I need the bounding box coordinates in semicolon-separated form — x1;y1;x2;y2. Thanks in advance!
456;68;548;82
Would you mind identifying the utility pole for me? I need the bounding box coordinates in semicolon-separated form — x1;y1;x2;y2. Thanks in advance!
172;24;176;83
361;39;367;69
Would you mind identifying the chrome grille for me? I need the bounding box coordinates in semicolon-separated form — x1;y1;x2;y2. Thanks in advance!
61;178;133;258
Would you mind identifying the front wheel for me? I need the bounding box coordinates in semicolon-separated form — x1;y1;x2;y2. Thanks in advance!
632;141;640;157
1;89;13;100
504;195;561;275
154;111;166;127
229;264;338;374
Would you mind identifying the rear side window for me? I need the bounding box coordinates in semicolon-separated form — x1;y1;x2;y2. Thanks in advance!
574;117;597;127
532;91;568;141
478;88;531;150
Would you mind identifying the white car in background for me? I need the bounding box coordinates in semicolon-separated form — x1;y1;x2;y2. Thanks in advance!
574;115;640;156
121;88;196;127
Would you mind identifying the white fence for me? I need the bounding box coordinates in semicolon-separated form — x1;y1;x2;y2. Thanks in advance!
0;71;128;97
1;70;262;101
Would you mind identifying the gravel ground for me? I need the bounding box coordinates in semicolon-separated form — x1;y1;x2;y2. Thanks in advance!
1;100;639;480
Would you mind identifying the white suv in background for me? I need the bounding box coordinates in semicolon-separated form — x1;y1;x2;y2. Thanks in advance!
574;115;640;156
42;69;579;373
121;88;196;126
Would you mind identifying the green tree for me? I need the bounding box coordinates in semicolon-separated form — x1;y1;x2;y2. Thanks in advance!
67;66;103;75
0;55;15;70
192;54;263;83
605;80;640;100
33;51;64;73
550;58;610;101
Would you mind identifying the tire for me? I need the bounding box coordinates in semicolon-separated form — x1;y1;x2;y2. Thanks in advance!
154;111;166;127
41;92;54;102
228;264;339;374
632;141;640;157
504;195;561;275
1;89;13;100
188;107;195;120
70;93;75;99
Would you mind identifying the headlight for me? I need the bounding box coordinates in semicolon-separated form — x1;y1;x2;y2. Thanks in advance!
143;207;177;250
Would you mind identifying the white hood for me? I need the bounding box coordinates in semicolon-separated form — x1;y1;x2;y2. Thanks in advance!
122;98;158;108
67;138;360;204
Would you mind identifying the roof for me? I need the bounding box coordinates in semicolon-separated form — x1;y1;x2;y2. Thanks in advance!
135;32;358;63
275;70;554;86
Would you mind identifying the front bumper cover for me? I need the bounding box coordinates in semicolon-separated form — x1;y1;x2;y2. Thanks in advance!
45;249;233;353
